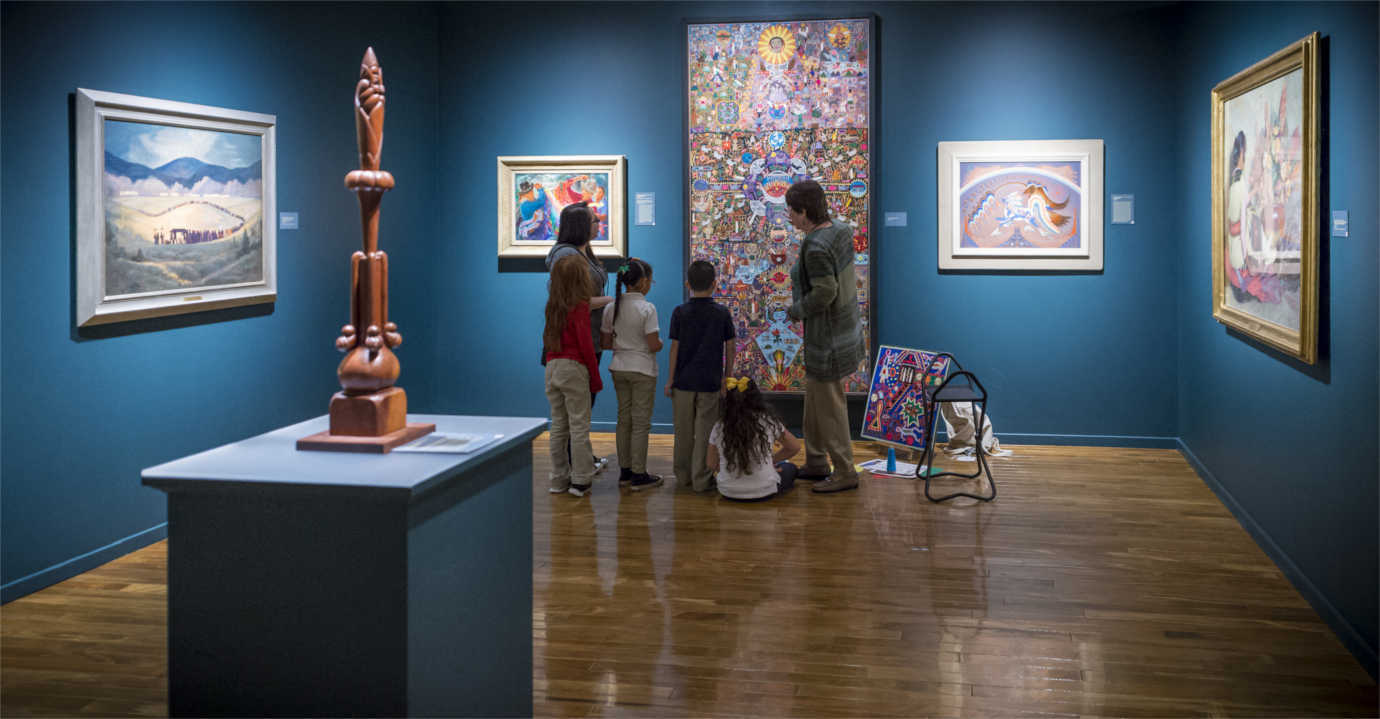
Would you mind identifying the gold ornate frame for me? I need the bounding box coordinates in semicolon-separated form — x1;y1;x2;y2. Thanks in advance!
496;155;626;258
1210;33;1319;363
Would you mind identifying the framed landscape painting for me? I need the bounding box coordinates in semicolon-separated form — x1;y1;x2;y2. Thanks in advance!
496;155;626;258
1211;33;1319;364
686;16;876;395
76;89;276;326
937;139;1104;271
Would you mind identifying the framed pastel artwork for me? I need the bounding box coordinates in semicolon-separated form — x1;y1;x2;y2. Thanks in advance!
686;17;876;395
937;139;1104;271
76;89;277;326
861;345;951;451
1211;32;1319;364
496;155;626;258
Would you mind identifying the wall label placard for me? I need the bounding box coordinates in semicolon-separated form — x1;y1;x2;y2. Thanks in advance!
279;212;299;230
884;212;908;227
635;192;655;226
1111;194;1134;225
1331;210;1348;237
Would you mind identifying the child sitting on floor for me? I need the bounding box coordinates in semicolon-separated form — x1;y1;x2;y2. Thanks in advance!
706;377;802;501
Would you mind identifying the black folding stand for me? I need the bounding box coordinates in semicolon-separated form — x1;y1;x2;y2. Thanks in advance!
915;353;997;503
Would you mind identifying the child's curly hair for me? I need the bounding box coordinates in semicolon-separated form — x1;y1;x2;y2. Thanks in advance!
719;377;783;475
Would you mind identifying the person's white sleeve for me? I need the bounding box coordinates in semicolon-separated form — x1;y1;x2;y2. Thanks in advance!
644;304;659;336
600;304;615;334
708;421;722;449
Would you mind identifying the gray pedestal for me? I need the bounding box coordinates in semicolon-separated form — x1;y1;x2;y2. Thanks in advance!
143;414;547;717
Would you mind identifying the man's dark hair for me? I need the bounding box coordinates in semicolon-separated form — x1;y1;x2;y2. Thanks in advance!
687;259;716;292
785;180;830;224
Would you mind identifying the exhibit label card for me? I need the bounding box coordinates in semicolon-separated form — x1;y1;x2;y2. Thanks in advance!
635;192;655;226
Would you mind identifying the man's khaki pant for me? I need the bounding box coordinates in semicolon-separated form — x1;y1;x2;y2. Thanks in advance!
672;389;720;491
612;371;657;474
802;375;857;481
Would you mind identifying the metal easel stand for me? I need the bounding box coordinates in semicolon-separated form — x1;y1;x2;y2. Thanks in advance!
915;353;997;503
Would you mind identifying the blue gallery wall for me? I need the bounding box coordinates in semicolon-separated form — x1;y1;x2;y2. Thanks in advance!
1172;3;1378;673
425;1;1182;444
0;2;442;598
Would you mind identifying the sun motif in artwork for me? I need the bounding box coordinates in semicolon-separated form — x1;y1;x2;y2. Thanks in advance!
757;25;796;65
828;24;851;49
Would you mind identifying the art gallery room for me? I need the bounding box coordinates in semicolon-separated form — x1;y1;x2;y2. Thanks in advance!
2;0;1378;716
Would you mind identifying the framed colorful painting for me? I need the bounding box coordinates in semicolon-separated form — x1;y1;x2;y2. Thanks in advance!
1211;33;1319;364
76;89;276;326
686;17;876;395
496;155;626;258
861;346;951;451
937;139;1104;271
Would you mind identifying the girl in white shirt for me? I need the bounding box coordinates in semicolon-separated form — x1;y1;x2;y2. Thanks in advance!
600;258;664;491
707;377;803;501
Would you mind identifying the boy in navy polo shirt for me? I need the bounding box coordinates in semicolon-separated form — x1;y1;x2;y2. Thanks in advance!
664;260;736;492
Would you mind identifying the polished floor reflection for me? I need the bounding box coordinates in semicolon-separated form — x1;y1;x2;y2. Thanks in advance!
534;434;1376;717
2;435;1374;717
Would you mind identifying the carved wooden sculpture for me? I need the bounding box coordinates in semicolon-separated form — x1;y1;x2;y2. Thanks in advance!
298;48;434;453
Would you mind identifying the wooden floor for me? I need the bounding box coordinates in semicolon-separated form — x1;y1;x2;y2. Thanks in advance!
3;434;1375;717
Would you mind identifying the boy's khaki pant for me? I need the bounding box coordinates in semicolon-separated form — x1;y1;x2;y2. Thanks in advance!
802;375;857;481
545;359;594;490
612;370;657;474
672;389;719;491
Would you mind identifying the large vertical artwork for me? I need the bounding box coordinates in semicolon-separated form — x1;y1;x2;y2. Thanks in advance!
687;18;873;394
937;139;1104;271
1211;33;1318;363
861;346;951;451
76;89;277;326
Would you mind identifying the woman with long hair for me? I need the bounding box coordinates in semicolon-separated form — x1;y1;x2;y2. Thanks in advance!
543;254;604;496
706;377;802;501
545;201;613;475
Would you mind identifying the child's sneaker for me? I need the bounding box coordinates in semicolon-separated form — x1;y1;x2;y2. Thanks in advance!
592;455;609;473
629;473;663;491
619;467;634;484
548;486;568;494
567;484;592;497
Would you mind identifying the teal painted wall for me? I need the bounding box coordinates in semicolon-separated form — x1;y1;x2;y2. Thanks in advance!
2;0;1374;676
1173;1;1378;674
1;1;441;597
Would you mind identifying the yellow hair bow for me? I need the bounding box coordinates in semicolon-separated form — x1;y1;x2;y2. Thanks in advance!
725;376;751;392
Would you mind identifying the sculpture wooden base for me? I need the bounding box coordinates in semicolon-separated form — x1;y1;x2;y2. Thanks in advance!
330;386;407;436
296;422;436;454
296;387;435;453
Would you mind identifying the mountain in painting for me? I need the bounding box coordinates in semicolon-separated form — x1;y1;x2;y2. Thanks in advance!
104;152;261;188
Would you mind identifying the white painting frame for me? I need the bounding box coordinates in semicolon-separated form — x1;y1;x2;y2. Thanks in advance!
496;155;626;259
76;88;277;326
937;139;1104;271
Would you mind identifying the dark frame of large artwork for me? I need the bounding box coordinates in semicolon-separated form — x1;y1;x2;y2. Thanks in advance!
683;14;878;397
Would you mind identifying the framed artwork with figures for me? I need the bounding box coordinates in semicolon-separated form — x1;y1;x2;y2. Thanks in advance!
1211;32;1319;363
497;155;626;258
937;139;1104;271
75;88;277;326
685;16;876;395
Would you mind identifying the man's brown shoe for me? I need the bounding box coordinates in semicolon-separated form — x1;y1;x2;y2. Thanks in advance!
811;476;859;493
